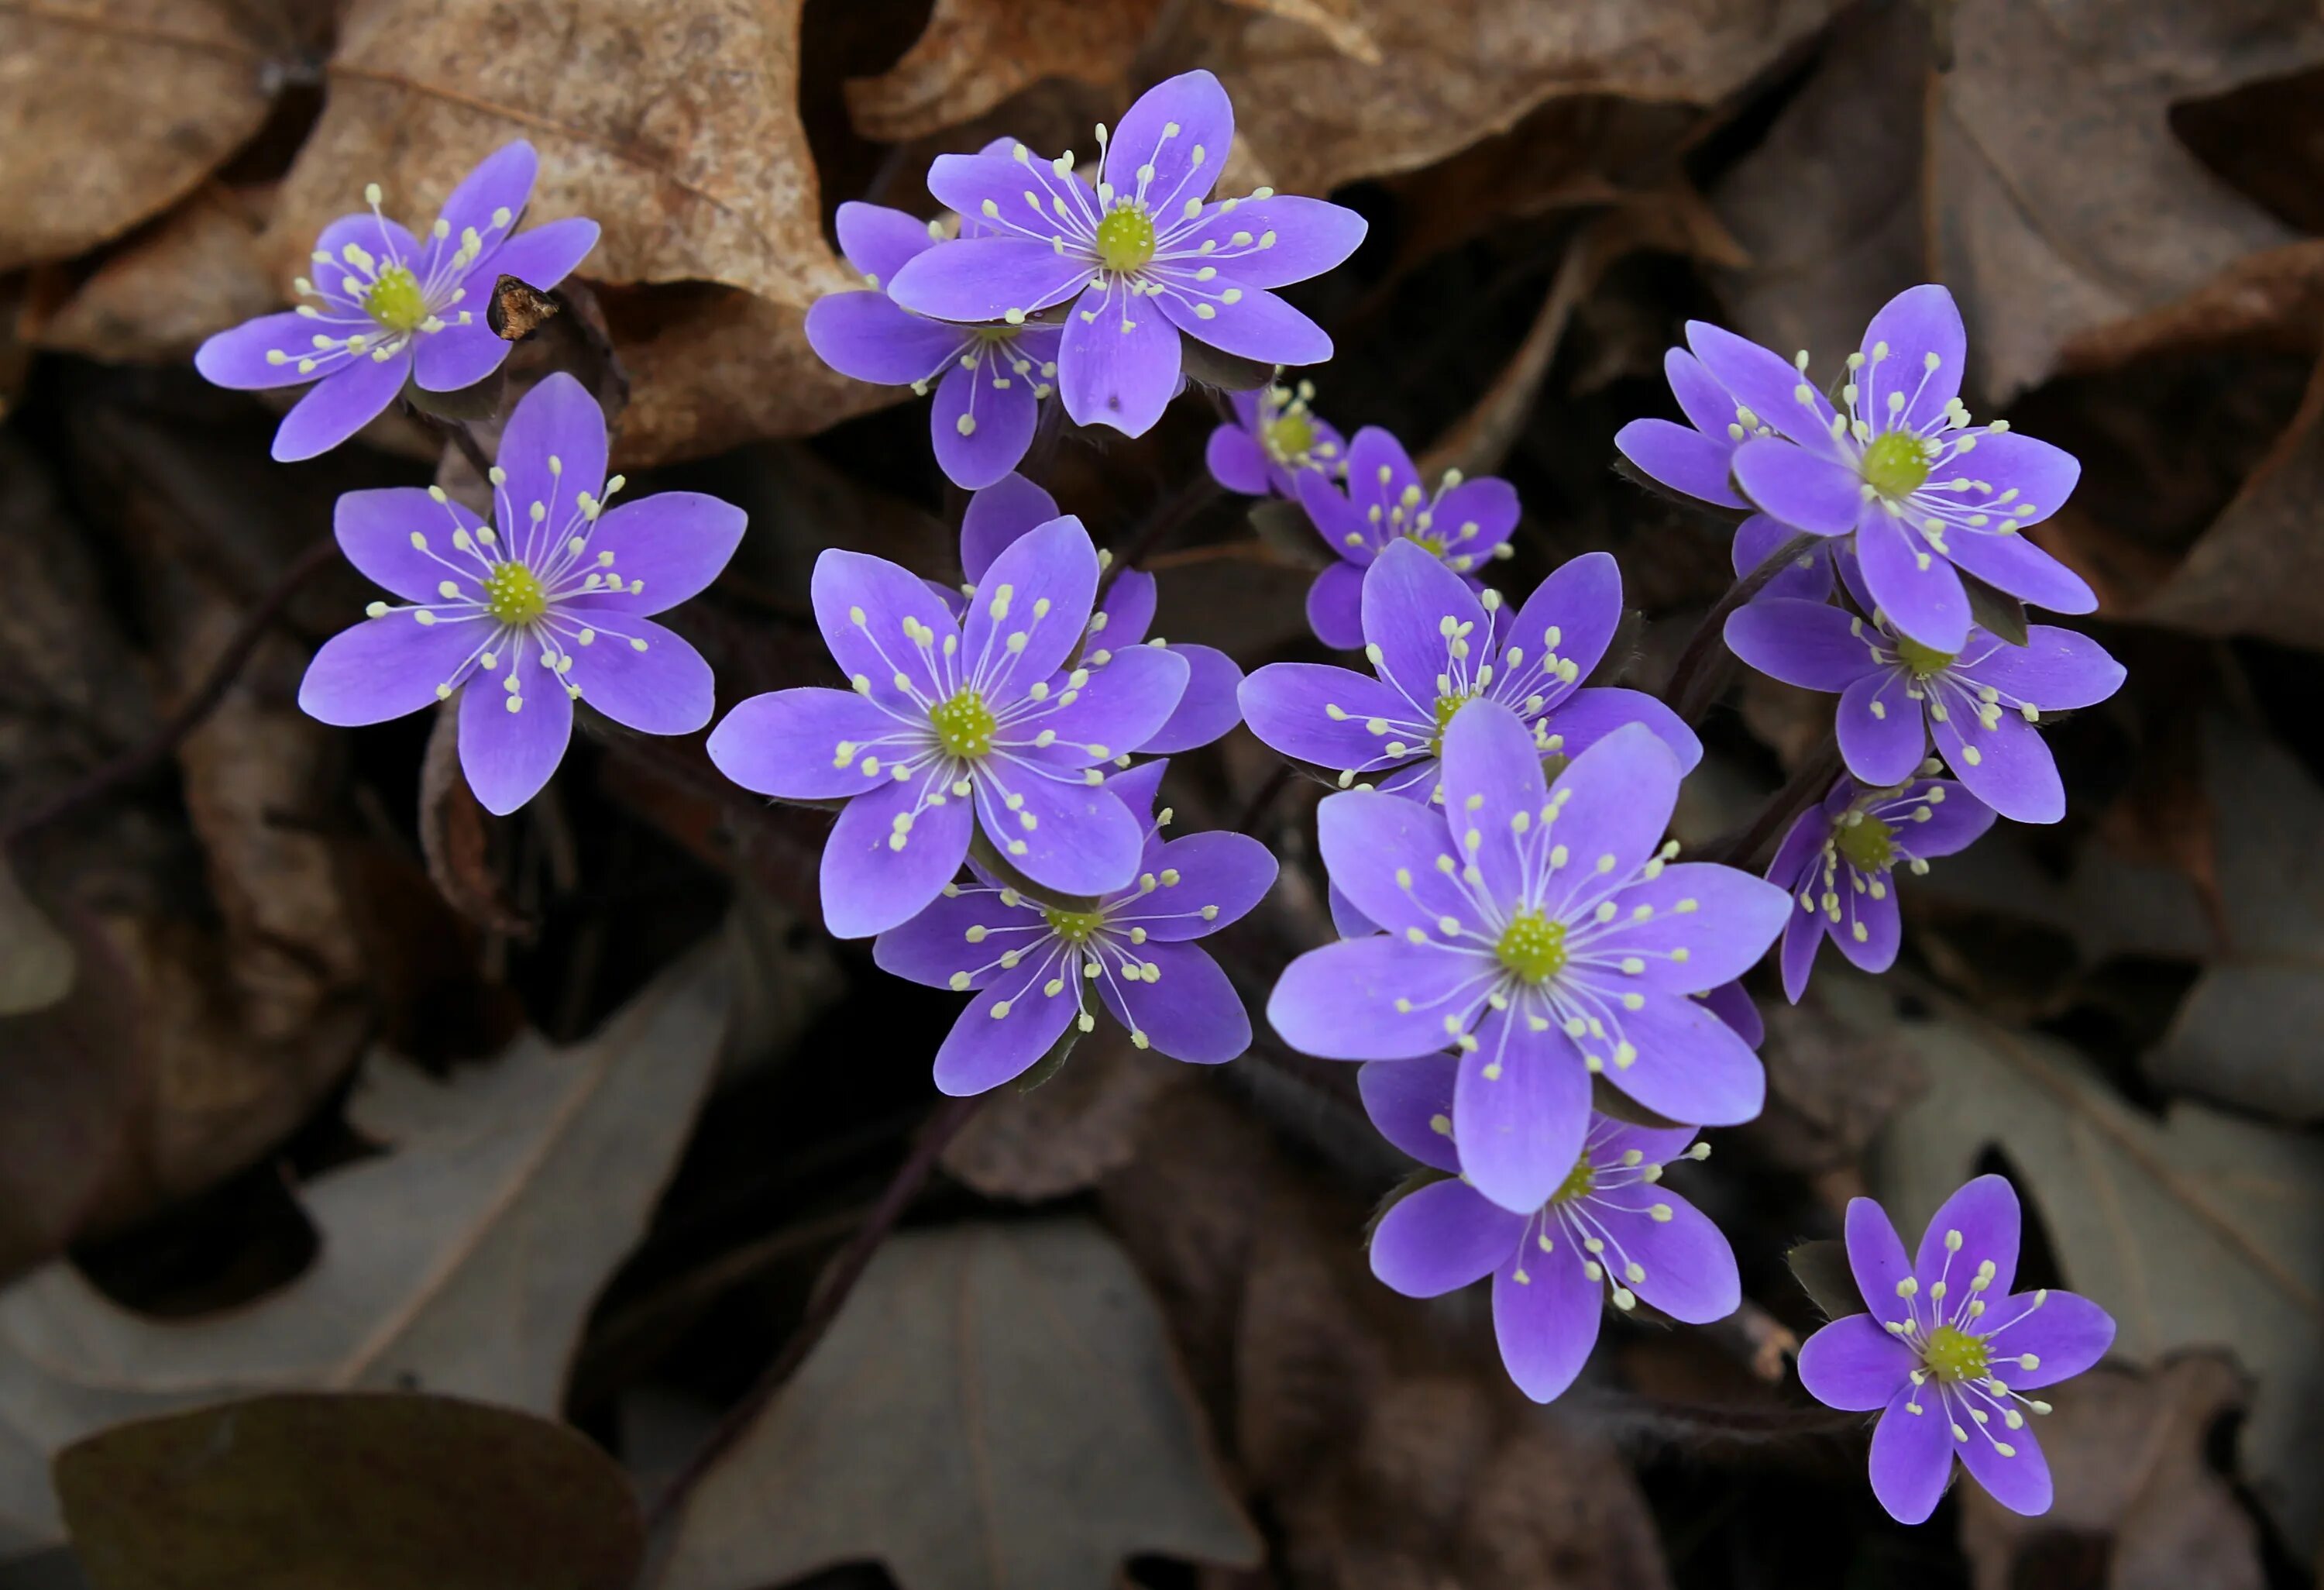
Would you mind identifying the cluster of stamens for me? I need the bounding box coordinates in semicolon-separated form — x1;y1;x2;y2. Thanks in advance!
1848;615;2041;769
1255;381;1336;474
1883;1227;2054;1457
1337;463;1510;574
1483;1120;1712;1309
1800;779;1944;940
269;181;504;376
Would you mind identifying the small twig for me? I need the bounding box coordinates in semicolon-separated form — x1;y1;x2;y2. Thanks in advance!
1099;473;1224;601
2;537;340;850
1661;532;1817;726
643;1090;987;1534
1702;734;1842;872
1234;762;1295;837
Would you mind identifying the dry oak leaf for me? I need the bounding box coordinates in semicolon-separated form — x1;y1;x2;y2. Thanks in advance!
0;941;731;1553
1868;995;2324;1555
268;0;853;308
26;183;280;363
657;1218;1261;1590
1958;1357;2265;1590
0;0;318;274
1929;0;2324;402
1169;0;1843;198
845;0;1167;145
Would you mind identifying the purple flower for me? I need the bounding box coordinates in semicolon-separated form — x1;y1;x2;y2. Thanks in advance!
805;202;1064;490
1205;378;1344;497
887;71;1367;439
954;474;1243;753
1294;428;1520;649
1362;1053;1739;1403
1265;703;1789;1212
706;514;1189;938
1240;539;1698;800
874;759;1275;1093
1798;1175;2116;1524
1686;285;2094;652
196;142;600;463
297;373;744;814
1724;557;2125;824
1768;774;1995;1001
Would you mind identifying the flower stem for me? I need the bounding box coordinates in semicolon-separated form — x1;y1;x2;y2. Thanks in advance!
642;1089;987;1535
1703;733;1841;871
1;536;339;851
401;399;495;481
1661;532;1817;726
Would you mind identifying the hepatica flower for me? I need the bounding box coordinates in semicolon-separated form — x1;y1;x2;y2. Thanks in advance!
1361;1055;1738;1402
196;141;600;462
1267;704;1789;1212
297;373;744;814
887;70;1367;438
875;759;1275;1093
1240;539;1698;800
706;515;1188;938
1207;378;1343;497
956;474;1243;753
806;201;1063;490
1689;285;2095;652
1799;1176;2116;1523
1769;774;1994;1001
1725;559;2124;824
1295;428;1518;649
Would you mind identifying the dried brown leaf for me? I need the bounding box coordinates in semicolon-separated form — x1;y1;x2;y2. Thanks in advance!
941;1026;1188;1201
27;183;279;363
0;860;72;1017
1959;1358;2265;1590
0;0;318;274
844;0;1165;144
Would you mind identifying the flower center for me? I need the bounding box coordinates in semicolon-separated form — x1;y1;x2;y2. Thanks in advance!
1094;205;1157;274
363;263;429;334
1550;1152;1596;1205
1408;532;1446;557
1860;430;1931;499
1263;411;1315;463
1894;638;1955;676
929;689;997;759
1425;691;1472;756
483;562;548;625
1834;814;1896;873
1921;1323;1989;1383
1495;909;1567;984
1044;907;1105;944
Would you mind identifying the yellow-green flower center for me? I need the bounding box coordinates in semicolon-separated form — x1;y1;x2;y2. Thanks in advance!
1550;1152;1596;1205
363;263;429;334
1496;909;1568;984
929;689;997;759
1409;532;1446;557
483;562;548;625
1834;814;1896;873
1425;691;1472;756
1045;908;1105;944
1263;411;1315;462
1921;1323;1989;1383
1894;638;1955;676
1094;205;1157;274
1860;430;1931;499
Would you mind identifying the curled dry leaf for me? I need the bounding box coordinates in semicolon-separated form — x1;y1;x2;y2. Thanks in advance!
57;1392;643;1590
939;1024;1188;1201
1958;1357;2265;1590
0;0;321;274
1866;993;2324;1554
0;861;73;1017
658;1218;1261;1590
844;0;1166;144
416;701;530;936
26;183;280;363
0;941;731;1551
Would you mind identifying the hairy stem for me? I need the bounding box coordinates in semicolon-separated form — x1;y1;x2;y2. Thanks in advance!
643;1089;987;1533
1703;733;1842;872
401;399;496;480
2;537;340;850
1661;532;1817;726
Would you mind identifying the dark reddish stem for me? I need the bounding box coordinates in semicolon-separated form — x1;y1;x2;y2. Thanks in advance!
1098;473;1224;603
643;1090;987;1533
1703;734;1842;871
401;400;495;480
1661;532;1817;726
2;537;340;851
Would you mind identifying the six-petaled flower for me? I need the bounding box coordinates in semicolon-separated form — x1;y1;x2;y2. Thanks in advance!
1294;427;1520;649
706;515;1188;938
1267;704;1789;1213
196;141;600;462
1207;378;1344;497
888;70;1367;438
1797;1176;2116;1524
1240;539;1698;800
1363;1054;1740;1402
874;759;1275;1093
806;200;1064;490
1725;557;2125;824
1767;773;1995;1000
297;373;744;814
